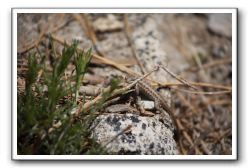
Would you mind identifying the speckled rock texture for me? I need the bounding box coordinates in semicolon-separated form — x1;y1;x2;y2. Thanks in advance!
91;113;178;155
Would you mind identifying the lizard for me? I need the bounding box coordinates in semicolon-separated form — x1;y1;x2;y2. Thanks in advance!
126;74;176;132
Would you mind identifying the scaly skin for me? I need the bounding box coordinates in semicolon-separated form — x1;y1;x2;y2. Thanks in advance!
133;78;175;131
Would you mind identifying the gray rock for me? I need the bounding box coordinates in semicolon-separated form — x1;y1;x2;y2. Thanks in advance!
92;14;124;32
207;13;232;37
90;113;178;155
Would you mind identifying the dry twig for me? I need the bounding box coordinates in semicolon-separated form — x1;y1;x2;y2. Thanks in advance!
18;14;69;54
159;82;231;91
72;13;105;56
76;66;159;114
123;14;146;74
159;65;198;90
18;26;48;54
189;58;232;72
176;119;202;154
104;125;133;147
50;34;232;96
176;92;198;114
172;87;231;95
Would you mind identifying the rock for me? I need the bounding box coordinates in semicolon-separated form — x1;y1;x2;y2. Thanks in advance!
140;100;155;110
207;13;232;38
90;113;178;155
92;14;124;32
90;14;179;155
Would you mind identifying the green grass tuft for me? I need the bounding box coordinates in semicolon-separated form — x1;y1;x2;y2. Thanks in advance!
17;40;110;155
